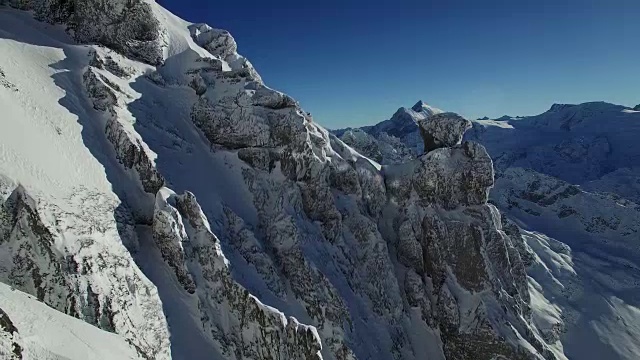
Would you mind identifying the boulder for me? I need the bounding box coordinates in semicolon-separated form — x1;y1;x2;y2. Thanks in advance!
418;112;472;152
412;141;494;210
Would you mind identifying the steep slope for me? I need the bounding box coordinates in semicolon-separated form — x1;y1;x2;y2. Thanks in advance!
0;282;143;359
0;8;171;359
493;168;640;360
0;3;319;359
1;1;559;359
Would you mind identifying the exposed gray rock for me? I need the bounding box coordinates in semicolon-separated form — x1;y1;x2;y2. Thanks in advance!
418;112;472;152
339;129;384;163
241;169;356;359
501;213;535;267
4;2;566;357
382;115;552;359
356;161;387;216
223;206;286;298
152;189;324;360
253;86;298;109
6;0;164;64
412;141;494;210
396;220;423;272
237;147;278;172
83;67;118;113
329;160;360;195
403;269;432;323
0;307;22;360
0;66;18;92
0;183;170;359
189;23;238;61
152;192;196;293
84;67;165;194
105;117;165;194
0;184;71;306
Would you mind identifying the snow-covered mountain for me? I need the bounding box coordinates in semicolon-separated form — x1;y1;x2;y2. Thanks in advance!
0;1;567;359
333;101;640;360
469;102;640;203
334;101;443;163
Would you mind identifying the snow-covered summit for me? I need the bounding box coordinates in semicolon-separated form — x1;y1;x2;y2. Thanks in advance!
411;100;443;115
334;101;444;163
371;100;443;138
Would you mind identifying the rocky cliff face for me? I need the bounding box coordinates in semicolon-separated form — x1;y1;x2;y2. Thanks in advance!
383;138;552;360
1;0;164;64
153;189;323;359
0;176;171;360
330;100;640;360
0;2;563;359
0;306;22;359
182;47;554;356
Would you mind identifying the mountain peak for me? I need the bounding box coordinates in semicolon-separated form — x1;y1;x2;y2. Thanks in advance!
411;100;442;115
411;100;427;111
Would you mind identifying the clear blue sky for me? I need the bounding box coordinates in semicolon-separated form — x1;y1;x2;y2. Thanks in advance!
158;0;640;128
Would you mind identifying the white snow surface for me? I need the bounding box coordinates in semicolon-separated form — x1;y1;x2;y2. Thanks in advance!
0;282;142;359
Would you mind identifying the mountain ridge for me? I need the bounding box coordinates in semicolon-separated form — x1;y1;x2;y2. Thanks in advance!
0;1;564;359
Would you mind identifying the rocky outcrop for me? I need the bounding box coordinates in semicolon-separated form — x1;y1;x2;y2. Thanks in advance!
331;100;445;164
384;117;554;359
189;23;238;61
188;23;263;82
418;112;472;152
191;87;303;150
339;129;384;163
190;54;552;356
241;169;355;359
73;0;163;65
0;181;170;359
0;307;22;359
408;141;494;209
223;206;286;298
152;189;324;360
84;67;164;194
4;0;163;64
0;185;69;305
88;50;133;78
152;190;196;293
182;19;553;354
